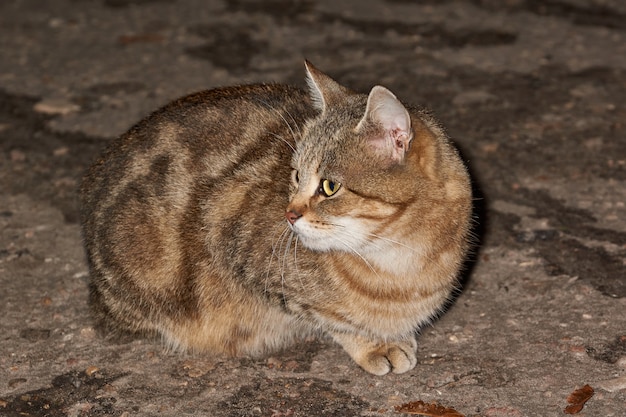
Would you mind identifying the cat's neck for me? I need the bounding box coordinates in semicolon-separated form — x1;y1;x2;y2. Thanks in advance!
360;243;426;277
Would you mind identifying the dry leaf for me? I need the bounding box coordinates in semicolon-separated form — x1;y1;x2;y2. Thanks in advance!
395;400;464;417
564;384;594;414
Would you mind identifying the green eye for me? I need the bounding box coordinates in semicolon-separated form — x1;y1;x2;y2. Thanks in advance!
320;179;341;197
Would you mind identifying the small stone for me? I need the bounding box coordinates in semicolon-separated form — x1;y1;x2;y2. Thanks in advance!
53;146;69;156
34;98;80;115
85;366;100;376
596;375;626;392
73;271;89;279
80;327;96;339
8;378;27;388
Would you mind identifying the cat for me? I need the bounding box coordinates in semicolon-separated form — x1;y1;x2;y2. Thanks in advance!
79;61;473;375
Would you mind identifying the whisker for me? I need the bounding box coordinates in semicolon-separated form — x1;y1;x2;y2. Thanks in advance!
253;97;300;152
332;234;381;279
293;234;305;290
279;230;297;306
327;221;440;266
281;107;303;140
326;222;386;252
363;232;418;252
334;227;386;252
266;226;290;294
269;132;296;153
327;220;424;254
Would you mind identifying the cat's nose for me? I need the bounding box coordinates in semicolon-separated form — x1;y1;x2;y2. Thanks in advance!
285;210;302;225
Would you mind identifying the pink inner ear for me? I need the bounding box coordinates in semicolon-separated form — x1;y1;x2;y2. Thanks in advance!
395;133;406;150
361;86;413;162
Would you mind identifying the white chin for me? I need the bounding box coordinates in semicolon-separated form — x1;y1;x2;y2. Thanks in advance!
294;232;336;252
290;223;338;252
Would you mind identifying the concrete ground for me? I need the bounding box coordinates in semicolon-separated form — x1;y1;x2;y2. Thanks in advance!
1;0;625;416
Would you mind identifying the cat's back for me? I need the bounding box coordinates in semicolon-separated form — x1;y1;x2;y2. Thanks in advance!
81;84;312;201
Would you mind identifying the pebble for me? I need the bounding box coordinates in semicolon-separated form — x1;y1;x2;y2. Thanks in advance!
80;327;96;340
33;98;80;115
8;378;27;388
53;146;69;156
596;375;626;393
85;366;100;376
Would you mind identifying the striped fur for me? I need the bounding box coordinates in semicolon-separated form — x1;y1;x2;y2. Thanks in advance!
80;63;472;375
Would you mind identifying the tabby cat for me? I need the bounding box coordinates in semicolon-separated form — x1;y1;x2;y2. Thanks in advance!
80;62;472;375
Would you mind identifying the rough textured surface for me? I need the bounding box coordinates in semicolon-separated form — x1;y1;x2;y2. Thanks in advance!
0;0;624;416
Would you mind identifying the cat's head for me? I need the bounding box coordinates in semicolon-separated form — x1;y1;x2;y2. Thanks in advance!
286;62;437;254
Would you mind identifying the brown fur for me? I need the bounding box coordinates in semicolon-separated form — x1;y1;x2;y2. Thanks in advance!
80;62;472;375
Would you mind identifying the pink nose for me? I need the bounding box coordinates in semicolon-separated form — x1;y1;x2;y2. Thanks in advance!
285;210;302;225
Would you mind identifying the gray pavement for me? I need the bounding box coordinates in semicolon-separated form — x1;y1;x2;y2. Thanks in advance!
0;0;625;416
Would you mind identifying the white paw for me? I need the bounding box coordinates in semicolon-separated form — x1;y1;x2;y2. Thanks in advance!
332;332;418;376
360;340;418;375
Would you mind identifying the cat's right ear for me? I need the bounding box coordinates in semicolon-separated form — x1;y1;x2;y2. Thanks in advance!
304;60;351;113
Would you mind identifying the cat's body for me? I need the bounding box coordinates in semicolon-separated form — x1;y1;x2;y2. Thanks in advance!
80;63;472;375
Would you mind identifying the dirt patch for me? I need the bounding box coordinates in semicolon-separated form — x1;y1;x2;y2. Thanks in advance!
217;377;368;417
2;370;127;417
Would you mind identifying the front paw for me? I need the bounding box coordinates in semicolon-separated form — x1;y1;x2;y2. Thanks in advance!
332;333;418;375
363;340;418;375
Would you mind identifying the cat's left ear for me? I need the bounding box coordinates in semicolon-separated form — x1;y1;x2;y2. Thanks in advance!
357;86;413;164
304;60;352;113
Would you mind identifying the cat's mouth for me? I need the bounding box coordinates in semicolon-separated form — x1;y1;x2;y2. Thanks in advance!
288;216;367;254
288;219;337;252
